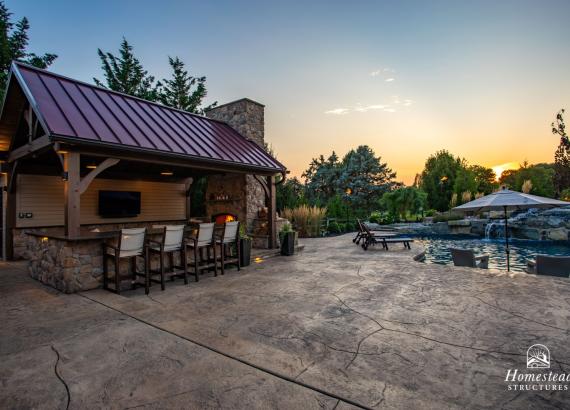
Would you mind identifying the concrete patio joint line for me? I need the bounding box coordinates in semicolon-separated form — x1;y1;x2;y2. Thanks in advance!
78;293;374;410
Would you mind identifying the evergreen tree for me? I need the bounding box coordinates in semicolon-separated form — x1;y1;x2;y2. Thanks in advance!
339;145;397;212
94;38;158;101
159;56;215;114
302;151;341;204
0;1;56;98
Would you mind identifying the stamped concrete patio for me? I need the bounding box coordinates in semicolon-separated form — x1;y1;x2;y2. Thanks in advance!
1;234;569;409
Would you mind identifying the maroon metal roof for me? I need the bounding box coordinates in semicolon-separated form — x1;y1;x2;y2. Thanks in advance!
11;62;285;173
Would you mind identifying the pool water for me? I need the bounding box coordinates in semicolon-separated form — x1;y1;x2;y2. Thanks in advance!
413;235;570;272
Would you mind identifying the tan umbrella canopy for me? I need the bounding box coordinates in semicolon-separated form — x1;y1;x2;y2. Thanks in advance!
453;187;570;271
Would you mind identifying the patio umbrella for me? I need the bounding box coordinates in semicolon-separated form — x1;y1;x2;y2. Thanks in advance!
453;187;570;271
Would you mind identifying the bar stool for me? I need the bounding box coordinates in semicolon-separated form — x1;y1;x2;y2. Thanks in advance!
216;221;241;275
147;225;188;290
186;222;217;281
102;228;148;294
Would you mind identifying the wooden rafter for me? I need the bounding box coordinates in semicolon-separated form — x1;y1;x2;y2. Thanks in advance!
7;134;51;162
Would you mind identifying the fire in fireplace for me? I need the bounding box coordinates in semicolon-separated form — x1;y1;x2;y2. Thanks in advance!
213;213;237;225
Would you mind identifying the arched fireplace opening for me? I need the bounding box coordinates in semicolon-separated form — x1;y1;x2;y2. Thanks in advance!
212;213;237;225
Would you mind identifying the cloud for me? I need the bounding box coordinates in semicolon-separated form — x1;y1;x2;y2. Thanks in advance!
385;78;395;82
324;108;350;115
370;67;396;79
325;97;414;115
354;104;386;112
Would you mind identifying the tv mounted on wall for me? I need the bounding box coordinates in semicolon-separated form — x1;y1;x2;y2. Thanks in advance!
98;191;141;218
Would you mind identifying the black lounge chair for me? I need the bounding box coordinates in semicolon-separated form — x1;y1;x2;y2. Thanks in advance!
354;219;396;245
449;248;489;269
526;255;570;277
360;223;411;250
382;237;414;250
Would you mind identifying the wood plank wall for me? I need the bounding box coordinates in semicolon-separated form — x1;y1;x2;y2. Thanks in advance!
16;174;186;228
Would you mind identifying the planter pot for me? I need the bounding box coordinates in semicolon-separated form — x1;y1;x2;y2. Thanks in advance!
240;238;252;266
280;231;296;256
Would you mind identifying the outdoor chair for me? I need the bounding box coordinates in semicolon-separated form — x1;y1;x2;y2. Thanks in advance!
103;228;148;294
215;221;241;275
147;225;188;291
526;255;570;277
186;222;217;281
360;223;399;250
449;248;489;269
354;219;396;245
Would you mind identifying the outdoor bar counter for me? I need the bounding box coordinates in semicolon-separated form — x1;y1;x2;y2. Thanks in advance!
25;225;195;293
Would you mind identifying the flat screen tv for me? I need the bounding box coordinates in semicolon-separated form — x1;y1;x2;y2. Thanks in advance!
98;191;141;218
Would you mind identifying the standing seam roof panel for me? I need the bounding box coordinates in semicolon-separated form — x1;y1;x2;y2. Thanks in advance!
186;115;245;164
132;100;192;155
13;63;285;172
62;81;118;143
146;104;211;158
42;76;100;141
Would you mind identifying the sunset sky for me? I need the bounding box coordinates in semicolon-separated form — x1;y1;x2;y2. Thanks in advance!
12;0;570;184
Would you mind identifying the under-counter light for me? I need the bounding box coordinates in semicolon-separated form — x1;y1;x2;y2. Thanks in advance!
160;171;174;176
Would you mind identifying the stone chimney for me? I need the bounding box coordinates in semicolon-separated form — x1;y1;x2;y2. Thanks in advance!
205;98;265;148
205;98;269;245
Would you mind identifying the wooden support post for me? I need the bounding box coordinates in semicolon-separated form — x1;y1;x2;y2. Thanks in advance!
267;175;277;249
4;165;16;260
64;152;81;238
184;177;194;221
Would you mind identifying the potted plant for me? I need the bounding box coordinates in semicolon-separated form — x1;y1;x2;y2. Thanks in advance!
279;222;296;256
239;224;252;267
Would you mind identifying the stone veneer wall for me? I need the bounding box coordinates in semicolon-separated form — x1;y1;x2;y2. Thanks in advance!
205;98;265;148
23;220;188;293
205;99;269;237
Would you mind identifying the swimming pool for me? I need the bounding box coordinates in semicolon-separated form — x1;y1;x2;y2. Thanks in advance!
413;235;570;272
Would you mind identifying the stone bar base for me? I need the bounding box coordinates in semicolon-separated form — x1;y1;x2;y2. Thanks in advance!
27;235;105;293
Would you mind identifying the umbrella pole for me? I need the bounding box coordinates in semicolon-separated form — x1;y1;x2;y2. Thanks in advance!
504;206;510;272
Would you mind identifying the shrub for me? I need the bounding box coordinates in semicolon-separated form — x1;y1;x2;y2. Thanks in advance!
424;209;437;217
282;205;327;237
560;188;570;201
327;221;342;234
368;211;394;225
433;212;463;223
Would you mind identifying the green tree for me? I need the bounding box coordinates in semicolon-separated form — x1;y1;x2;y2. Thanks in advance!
302;151;341;204
552;109;570;195
453;167;477;203
339;145;397;213
94;38;158;101
159;56;215;114
0;1;56;98
469;165;498;194
380;187;427;221
276;177;305;212
499;163;555;197
420;150;463;211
